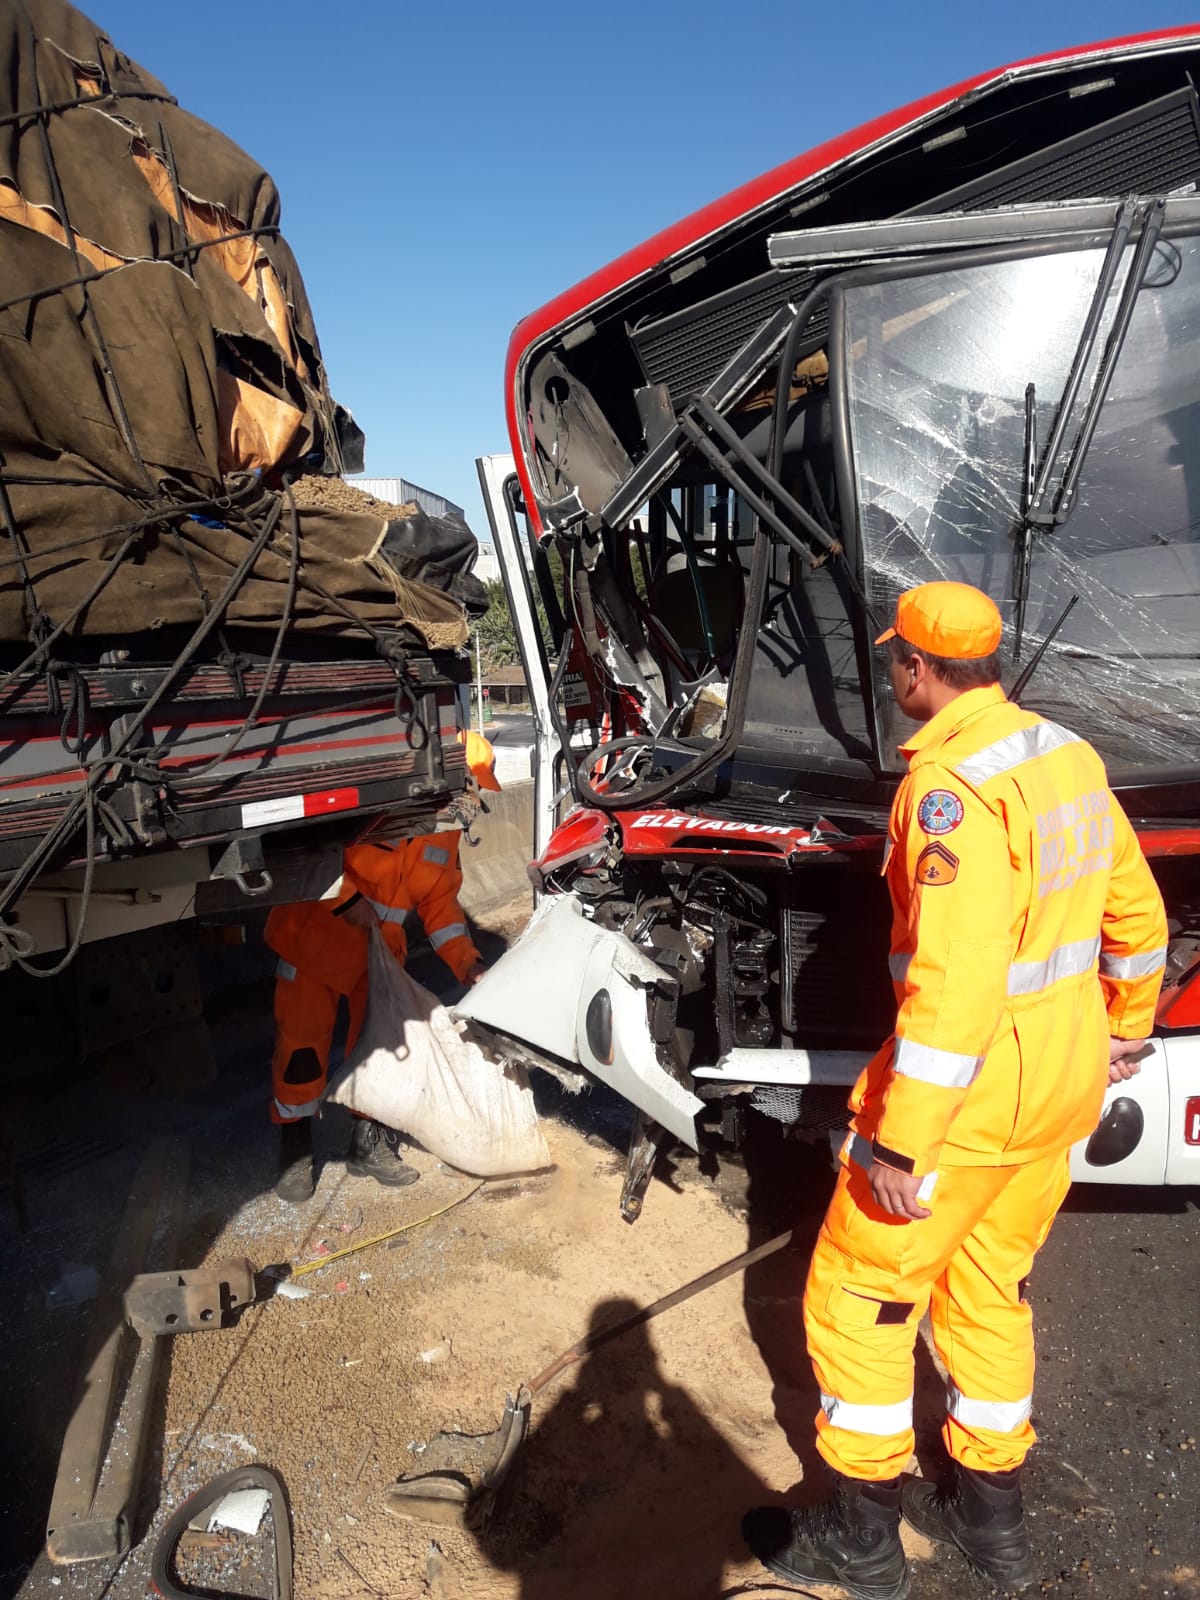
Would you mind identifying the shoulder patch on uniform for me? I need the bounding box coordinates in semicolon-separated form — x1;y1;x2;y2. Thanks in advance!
915;841;959;886
917;789;964;835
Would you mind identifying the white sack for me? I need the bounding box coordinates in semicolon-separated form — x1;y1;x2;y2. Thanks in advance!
327;930;549;1177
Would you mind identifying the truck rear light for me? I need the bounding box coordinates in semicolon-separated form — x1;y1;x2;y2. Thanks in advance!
241;788;360;828
1185;1096;1200;1146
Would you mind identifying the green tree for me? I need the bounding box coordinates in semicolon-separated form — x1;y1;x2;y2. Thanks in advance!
470;579;520;672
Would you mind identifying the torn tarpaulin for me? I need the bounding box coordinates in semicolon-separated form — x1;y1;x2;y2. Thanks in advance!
0;0;472;649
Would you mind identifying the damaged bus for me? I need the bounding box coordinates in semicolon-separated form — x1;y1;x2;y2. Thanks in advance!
466;26;1200;1217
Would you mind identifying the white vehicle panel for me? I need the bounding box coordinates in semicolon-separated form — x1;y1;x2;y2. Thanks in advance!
1069;1041;1169;1185
455;893;704;1148
693;1048;868;1086
1163;1032;1200;1185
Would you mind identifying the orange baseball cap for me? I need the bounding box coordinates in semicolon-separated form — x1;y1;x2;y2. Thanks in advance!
875;581;1003;660
464;730;502;792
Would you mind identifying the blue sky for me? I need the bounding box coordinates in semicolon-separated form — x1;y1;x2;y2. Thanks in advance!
95;0;1190;541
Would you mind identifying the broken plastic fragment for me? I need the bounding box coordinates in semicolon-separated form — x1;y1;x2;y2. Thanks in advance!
207;1486;270;1536
44;1265;100;1309
275;1280;311;1301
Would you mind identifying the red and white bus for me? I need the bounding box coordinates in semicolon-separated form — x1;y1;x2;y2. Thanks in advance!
469;27;1200;1213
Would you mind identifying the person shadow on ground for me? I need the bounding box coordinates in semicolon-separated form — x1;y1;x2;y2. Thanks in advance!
474;1298;778;1600
738;1121;838;1489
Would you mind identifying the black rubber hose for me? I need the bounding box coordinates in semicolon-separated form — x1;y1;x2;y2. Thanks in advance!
560;289;838;817
0;495;284;921
167;479;302;781
568;518;772;815
770;286;827;489
566;363;785;816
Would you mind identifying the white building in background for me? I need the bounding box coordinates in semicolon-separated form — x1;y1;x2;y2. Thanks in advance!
348;476;465;521
473;541;500;584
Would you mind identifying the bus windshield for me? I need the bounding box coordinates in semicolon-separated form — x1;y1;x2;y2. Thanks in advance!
841;237;1200;773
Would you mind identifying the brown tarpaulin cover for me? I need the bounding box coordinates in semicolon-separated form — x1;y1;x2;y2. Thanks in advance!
0;0;467;649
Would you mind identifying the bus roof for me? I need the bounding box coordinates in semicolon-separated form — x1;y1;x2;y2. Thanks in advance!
504;24;1200;457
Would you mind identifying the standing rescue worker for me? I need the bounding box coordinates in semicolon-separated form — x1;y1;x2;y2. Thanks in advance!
744;583;1167;1599
267;732;502;1202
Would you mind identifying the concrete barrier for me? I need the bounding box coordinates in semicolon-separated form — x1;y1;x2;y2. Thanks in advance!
458;779;535;921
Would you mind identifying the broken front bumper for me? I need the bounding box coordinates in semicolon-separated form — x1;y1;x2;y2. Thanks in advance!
454;893;703;1148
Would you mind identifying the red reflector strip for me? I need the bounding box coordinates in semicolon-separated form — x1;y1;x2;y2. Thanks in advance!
304;787;359;817
241;787;360;829
1185;1096;1200;1147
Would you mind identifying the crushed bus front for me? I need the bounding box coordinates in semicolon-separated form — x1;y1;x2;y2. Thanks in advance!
469;31;1200;1214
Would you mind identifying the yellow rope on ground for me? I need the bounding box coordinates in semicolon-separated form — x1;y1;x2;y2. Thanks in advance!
291;1181;483;1278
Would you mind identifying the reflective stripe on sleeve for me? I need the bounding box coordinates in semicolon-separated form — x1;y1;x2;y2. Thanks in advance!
429;922;468;950
847;1132;874;1172
276;960;297;982
1099;947;1167;980
274;1097;319;1120
422;844;451;867
893;1036;981;1089
820;1391;913;1435
946;1385;1032;1433
366;898;409;925
1008;935;1100;996
889;952;912;983
954;722;1081;786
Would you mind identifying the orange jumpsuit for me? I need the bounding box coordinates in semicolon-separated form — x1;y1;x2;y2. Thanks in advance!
265;834;481;1123
805;684;1167;1480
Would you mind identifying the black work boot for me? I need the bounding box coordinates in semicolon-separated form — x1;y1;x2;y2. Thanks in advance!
902;1461;1034;1593
743;1472;909;1599
346;1118;420;1187
276;1118;315;1203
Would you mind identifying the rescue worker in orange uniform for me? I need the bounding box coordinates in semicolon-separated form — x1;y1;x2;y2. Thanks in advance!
744;583;1167;1599
268;733;502;1202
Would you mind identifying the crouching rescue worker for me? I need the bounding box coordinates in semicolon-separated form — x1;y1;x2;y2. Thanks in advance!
267;732;502;1202
744;583;1167;1599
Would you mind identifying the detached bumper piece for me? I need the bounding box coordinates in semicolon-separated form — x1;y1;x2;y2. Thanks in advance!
456;894;703;1148
45;1139;259;1567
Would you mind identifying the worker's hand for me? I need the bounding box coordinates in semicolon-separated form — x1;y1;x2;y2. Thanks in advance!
869;1162;932;1222
1108;1036;1150;1084
341;896;380;931
465;962;487;986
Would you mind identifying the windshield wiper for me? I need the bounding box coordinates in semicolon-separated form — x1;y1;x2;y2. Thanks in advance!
1010;593;1079;703
1013;198;1165;657
1053;198;1166;519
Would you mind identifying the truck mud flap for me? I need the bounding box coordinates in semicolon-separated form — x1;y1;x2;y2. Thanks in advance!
455;894;703;1148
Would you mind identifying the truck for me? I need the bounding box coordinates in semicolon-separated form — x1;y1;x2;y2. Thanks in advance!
0;0;481;1070
465;26;1200;1216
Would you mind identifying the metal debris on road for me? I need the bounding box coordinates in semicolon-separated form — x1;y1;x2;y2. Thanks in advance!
43;1264;100;1310
419;1338;453;1365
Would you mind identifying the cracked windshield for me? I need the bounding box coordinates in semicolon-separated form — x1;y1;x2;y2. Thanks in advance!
843;238;1200;771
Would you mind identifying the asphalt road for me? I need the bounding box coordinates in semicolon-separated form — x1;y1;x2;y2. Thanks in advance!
1010;1187;1198;1597
486;711;535;746
480;711;535;786
708;1122;1200;1600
